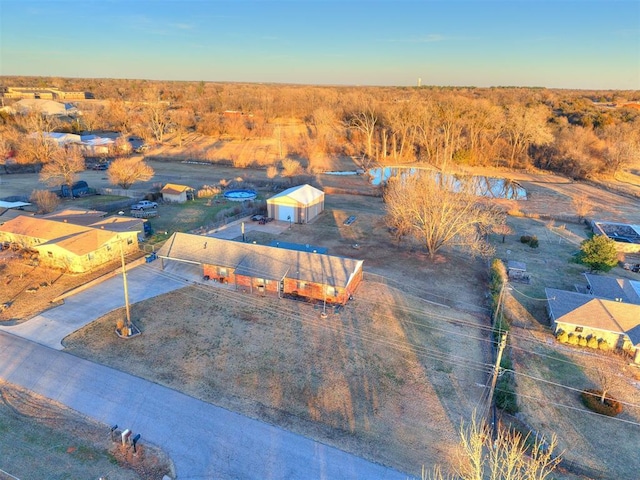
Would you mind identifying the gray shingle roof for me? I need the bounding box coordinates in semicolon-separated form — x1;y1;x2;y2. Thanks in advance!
156;232;363;287
584;273;640;305
546;287;640;345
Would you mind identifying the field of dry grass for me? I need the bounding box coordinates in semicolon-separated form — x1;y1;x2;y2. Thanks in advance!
3;157;640;479
0;380;172;480
63;280;488;476
489;201;640;479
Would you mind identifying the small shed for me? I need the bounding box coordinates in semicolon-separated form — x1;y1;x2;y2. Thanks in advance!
507;260;529;282
267;184;324;224
161;183;194;203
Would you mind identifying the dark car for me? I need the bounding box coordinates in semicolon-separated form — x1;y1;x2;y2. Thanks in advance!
92;163;109;171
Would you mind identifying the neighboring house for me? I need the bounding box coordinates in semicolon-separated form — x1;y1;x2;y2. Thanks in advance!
546;287;640;363
584;273;640;305
161;183;194;203
0;213;141;272
43;209;147;241
1;86;89;100
267;184;324;224
36;132;116;155
156;232;363;305
13;99;78;116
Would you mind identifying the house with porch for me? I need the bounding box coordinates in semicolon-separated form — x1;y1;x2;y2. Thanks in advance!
156;232;363;305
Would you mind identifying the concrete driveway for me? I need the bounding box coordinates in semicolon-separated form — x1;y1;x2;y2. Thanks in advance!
0;263;187;350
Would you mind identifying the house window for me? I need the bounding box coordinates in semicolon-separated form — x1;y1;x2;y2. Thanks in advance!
127;238;133;245
575;326;583;333
298;281;307;289
326;286;336;297
87;253;94;260
219;267;227;277
106;245;111;251
47;251;53;258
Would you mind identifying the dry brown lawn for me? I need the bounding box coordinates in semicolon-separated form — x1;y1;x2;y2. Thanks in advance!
0;380;172;480
63;279;488;476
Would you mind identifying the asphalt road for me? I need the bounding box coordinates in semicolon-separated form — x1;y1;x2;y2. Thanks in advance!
0;331;411;479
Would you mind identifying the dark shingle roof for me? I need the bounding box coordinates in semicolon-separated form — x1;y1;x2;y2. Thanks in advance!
156;232;363;287
584;273;640;305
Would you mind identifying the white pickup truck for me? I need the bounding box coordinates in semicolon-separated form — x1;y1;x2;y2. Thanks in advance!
131;200;158;210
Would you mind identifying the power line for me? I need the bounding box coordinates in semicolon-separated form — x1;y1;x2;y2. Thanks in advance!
494;386;640;428
506;369;640;410
140;264;639;418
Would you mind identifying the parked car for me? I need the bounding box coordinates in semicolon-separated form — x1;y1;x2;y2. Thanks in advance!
251;214;264;221
131;200;158;210
92;162;109;171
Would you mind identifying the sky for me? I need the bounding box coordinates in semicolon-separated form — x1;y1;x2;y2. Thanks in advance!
1;0;639;90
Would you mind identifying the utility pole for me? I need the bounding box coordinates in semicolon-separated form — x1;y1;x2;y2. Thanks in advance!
488;332;507;438
120;241;132;336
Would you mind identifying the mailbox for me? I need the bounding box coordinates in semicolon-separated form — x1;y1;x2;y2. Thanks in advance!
121;429;132;446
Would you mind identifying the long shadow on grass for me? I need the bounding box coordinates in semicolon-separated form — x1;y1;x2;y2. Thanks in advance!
512;340;638;479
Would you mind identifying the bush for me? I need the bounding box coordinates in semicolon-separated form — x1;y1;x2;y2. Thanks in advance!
496;374;518;414
578;336;588;347
580;389;623;416
528;236;539;248
520;235;532;244
598;339;611;351
567;333;579;345
587;336;599;349
556;330;569;343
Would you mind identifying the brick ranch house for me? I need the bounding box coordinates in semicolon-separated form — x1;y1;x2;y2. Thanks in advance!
0;211;142;272
156;232;363;305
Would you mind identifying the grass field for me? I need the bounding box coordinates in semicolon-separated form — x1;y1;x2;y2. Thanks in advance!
63;280;488;476
3;160;640;479
0;381;172;480
489;216;640;480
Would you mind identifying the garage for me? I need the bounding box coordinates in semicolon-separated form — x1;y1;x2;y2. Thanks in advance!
266;184;324;224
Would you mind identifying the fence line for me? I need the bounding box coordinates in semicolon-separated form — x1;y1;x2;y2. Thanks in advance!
97;187;146;198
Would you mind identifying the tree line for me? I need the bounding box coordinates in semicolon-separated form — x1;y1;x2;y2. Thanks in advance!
1;77;639;181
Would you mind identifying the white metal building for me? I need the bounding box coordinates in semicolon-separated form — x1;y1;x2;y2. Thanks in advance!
267;184;325;224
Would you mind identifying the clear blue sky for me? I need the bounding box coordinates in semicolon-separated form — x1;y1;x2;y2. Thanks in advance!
1;0;639;89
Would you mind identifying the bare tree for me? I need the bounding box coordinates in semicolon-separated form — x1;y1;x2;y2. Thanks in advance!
107;156;154;189
39;145;85;191
493;223;514;243
425;415;560;480
384;172;504;258
601;122;640;176
30;189;61;214
169;108;196;147
345;107;378;162
141;88;170;144
266;165;278;179
502;104;553;168
571;193;594;221
592;365;625;404
14;110;60;166
280;158;302;183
